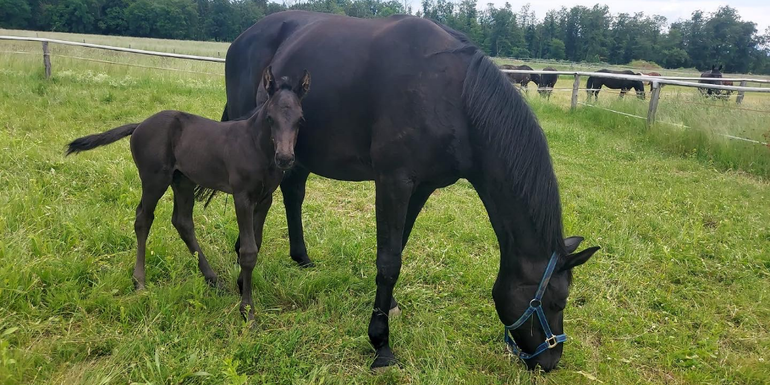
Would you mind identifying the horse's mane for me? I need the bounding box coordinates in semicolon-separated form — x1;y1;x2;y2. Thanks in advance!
433;22;567;256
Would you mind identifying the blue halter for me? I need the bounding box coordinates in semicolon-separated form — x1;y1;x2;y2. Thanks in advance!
503;251;567;360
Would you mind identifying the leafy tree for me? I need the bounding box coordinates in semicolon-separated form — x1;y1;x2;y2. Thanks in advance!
0;0;33;29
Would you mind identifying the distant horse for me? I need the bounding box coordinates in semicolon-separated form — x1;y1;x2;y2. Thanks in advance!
699;65;723;97
537;67;558;99
220;10;599;372
641;71;662;92
67;68;311;323
500;64;540;91
721;80;734;98
586;69;646;101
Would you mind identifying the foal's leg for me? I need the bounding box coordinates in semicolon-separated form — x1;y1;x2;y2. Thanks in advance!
133;176;170;290
170;173;218;287
233;193;258;322
238;195;272;296
368;174;413;369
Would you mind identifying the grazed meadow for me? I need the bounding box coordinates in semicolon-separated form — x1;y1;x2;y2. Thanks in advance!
0;33;769;384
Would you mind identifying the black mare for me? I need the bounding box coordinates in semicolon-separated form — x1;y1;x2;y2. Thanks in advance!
586;69;646;101
537;67;558;99
217;11;599;372
699;65;724;97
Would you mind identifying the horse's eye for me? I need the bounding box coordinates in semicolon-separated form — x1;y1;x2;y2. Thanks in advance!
266;116;274;125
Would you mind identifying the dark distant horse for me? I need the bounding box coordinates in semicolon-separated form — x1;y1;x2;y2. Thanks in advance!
500;64;541;91
699;65;723;97
586;69;646;101
219;11;599;372
67;68;310;323
537;67;558;99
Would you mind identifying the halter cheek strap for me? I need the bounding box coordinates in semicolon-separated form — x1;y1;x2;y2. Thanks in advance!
503;251;567;360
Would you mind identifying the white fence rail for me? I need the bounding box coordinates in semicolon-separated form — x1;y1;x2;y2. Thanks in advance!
2;35;769;138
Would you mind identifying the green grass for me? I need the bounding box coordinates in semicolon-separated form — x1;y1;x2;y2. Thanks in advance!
1;36;770;384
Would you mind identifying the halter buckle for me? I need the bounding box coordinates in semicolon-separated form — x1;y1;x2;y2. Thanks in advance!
546;336;558;349
529;298;541;308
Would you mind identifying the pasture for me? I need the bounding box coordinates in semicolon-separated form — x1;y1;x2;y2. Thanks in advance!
1;33;769;384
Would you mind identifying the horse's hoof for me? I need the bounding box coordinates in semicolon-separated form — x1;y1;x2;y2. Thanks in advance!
133;278;145;291
371;347;398;371
388;306;401;318
292;254;315;268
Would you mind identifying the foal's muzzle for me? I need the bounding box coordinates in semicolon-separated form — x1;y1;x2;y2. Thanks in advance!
275;153;295;170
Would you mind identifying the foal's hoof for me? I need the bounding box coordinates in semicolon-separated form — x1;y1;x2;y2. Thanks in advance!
371;347;398;371
292;254;315;268
133;278;146;291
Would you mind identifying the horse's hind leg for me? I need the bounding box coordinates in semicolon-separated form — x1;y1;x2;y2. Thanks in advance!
133;173;171;290
171;172;218;288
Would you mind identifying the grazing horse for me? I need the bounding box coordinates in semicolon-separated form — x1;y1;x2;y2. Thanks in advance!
67;68;311;322
586;69;646;101
500;64;540;91
537;67;558;99
699;65;724;97
219;11;599;372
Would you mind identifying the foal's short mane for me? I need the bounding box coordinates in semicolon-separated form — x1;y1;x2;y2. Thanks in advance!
433;21;567;257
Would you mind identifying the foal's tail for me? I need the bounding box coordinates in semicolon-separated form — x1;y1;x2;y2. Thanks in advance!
66;123;139;155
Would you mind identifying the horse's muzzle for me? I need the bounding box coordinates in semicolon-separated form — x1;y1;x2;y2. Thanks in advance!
275;153;295;170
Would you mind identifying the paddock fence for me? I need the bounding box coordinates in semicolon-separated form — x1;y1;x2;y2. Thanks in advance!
2;35;769;146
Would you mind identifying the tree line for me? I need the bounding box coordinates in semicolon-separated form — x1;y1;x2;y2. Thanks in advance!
2;0;769;74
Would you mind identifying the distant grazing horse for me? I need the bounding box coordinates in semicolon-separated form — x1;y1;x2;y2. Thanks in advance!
641;72;662;92
500;64;540;91
699;65;723;97
218;11;599;372
67;68;311;323
537;67;558;99
586;69;646;101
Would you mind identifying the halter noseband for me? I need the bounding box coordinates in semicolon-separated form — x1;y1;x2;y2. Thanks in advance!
503;251;567;360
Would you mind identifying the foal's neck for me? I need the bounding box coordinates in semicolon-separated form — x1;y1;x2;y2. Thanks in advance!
240;108;273;155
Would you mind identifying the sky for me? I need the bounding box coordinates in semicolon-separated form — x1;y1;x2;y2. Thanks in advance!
436;0;770;34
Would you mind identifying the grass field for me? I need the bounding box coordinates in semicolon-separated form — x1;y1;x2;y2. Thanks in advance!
1;33;770;384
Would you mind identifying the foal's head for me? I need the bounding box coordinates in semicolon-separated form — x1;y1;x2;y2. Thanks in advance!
262;66;311;170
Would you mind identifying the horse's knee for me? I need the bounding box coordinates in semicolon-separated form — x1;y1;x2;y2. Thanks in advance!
239;250;257;270
376;257;402;286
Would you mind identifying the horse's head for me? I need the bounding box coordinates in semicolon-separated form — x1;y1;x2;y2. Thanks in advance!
633;80;646;99
262;66;311;170
530;73;541;86
494;236;599;372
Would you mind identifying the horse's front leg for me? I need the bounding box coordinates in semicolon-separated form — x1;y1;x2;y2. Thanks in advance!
368;173;413;370
233;193;258;322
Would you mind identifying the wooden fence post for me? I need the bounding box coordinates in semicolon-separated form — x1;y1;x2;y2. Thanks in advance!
42;41;51;79
736;80;747;104
646;81;662;127
571;74;580;110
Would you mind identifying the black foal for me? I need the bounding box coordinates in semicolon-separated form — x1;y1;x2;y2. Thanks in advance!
67;67;310;321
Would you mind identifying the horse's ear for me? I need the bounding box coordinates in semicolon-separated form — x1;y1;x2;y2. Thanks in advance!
564;236;584;254
263;66;276;97
718;65;723;71
560;246;600;271
294;70;311;99
711;65;716;71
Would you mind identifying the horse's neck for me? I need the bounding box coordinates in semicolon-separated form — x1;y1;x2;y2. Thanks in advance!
470;177;549;272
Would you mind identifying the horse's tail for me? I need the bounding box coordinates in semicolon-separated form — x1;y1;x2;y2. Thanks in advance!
66;123;139;155
462;50;566;256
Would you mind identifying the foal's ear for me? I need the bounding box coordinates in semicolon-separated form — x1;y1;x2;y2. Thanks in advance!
294;70;311;99
564;236;584;254
560;246;600;271
263;66;276;96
